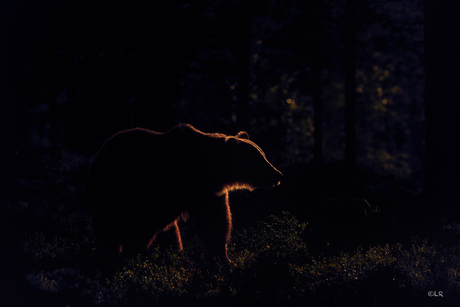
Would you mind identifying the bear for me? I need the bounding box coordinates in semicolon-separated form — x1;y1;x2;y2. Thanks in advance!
87;123;282;272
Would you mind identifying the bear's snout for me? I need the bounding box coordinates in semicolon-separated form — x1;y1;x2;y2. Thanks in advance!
274;172;282;187
263;169;282;188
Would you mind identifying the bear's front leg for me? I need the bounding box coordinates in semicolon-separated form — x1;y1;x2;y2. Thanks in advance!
191;193;232;263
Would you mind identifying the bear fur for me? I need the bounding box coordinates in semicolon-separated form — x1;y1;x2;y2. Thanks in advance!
87;123;282;270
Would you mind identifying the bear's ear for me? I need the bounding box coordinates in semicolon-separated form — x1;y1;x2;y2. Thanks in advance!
235;131;250;139
225;136;239;144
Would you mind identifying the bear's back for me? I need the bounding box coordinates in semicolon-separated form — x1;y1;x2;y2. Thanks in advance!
88;129;174;194
87;126;212;197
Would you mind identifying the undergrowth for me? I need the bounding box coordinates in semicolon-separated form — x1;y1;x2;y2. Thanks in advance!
20;211;460;306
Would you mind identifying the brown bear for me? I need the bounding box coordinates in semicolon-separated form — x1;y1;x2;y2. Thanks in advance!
87;123;282;271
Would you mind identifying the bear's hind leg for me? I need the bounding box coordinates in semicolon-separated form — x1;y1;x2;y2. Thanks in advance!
171;220;184;250
147;219;184;251
93;231;125;277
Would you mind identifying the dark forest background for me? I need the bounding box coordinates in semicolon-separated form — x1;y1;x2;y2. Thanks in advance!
1;0;460;306
1;0;425;174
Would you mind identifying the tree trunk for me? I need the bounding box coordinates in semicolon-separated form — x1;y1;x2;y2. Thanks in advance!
424;0;460;221
344;0;357;170
136;2;178;131
234;1;253;132
312;0;323;166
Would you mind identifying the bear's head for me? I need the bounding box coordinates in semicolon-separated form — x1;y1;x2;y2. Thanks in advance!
218;133;282;194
